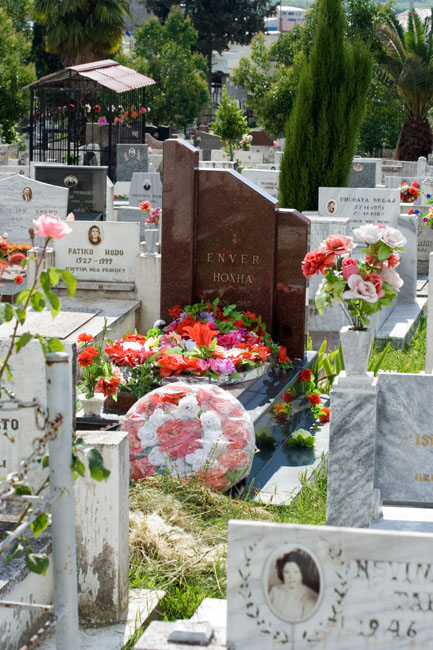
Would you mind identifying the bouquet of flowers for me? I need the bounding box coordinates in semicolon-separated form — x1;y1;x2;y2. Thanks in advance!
302;225;406;330
0;234;29;285
140;201;160;227
77;333;120;398
122;382;255;490
400;180;421;203
239;133;253;151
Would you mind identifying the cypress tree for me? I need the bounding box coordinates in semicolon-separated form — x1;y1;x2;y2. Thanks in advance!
279;0;372;212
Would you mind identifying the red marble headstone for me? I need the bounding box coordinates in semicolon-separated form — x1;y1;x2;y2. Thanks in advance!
161;139;308;359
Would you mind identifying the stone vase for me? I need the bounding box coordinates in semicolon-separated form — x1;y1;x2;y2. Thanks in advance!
144;227;159;255
339;325;373;376
81;394;105;417
104;390;137;414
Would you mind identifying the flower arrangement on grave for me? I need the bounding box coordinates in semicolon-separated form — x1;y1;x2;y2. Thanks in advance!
400;180;421;203
121;382;255;491
407;189;433;228
301;226;406;330
140;201;160;227
273;367;330;423
114;194;128;201
77;330;120;400
239;133;253;151
0;235;32;284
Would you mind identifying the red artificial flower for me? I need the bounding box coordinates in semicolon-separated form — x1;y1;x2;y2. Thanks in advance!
300;368;312;382
278;345;290;363
14;274;24;285
93;104;101;113
364;271;385;298
77;333;94;343
282;390;296;403
0;238;9;256
122;333;146;343
157;354;187;377
95;376;121;396
105;341;140;367
323;235;353;256
157;418;203;459
78;346;99;367
413;181;420;188
197;467;228;491
318;407;330;423
274;403;289;419
140;201;151;212
307;393;321;405
168;305;183;319
301;249;335;279
218;449;249;472
244;311;258;321
408;207;414;215
8;252;26;265
387;254;400;269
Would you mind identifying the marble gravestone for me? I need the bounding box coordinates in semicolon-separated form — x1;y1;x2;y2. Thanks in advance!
116;143;148;182
52;221;140;283
129;171;162;209
0;144;9;165
33;164;107;216
241;169;279;199
228;520;433;650
161;139;309;359
318;187;400;231
348;160;377;188
0;174;68;242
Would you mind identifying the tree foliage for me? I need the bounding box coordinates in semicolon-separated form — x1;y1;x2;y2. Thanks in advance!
132;6;209;129
210;87;247;160
32;0;130;67
0;8;35;142
376;9;433;160
279;0;372;212
143;0;277;83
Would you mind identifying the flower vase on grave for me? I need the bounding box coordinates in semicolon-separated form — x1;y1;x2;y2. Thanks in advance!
104;390;138;415
144;227;159;255
80;393;105;417
339;326;373;376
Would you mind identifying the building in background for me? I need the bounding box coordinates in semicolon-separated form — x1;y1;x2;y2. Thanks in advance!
265;5;306;33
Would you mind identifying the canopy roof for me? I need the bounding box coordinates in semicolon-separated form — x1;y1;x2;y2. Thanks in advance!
24;59;155;93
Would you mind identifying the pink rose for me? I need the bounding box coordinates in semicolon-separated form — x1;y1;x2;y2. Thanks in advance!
364;271;385;298
33;214;72;240
342;257;360;280
381;266;403;291
343;274;378;303
322;235;355;255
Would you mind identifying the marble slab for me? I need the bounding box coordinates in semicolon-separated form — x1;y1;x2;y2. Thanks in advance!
211;149;264;164
241;169;279;198
0;174;68;242
318;187;400;231
53;221;140;282
33;164;107;215
116;143;148;182
117;206;149;239
227;520;433;649
129;171;162;209
348;160;377;188
376;373;433;504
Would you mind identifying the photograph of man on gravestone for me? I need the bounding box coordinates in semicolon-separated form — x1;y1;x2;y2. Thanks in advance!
88;225;102;246
143;179;151;191
267;548;320;622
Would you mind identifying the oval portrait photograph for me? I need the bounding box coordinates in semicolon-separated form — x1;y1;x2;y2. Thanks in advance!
22;186;33;202
265;545;322;624
64;175;79;188
88;224;103;246
325;199;336;215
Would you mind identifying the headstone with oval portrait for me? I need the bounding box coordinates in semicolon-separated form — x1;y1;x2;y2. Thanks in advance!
228;520;433;649
0;174;69;242
129;171;162;209
0;144;9;165
33;164;107;216
116;144;149;182
52;220;140;283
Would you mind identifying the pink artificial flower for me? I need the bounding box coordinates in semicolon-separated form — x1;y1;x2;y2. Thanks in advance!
381;266;403;291
140;107;147;114
273;141;278;147
33;214;72;240
98;117;107;126
364;271;385;298
342;274;378;303
342;257;360;280
66;212;75;221
322;234;355;255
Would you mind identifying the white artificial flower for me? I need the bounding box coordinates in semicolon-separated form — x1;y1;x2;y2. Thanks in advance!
185;448;217;472
148;445;167;466
381;267;404;291
200;411;222;436
200;436;229;455
121;341;144;351
353;223;383;244
380;227;407;249
148;407;170;429
176;395;200;420
137;423;159;448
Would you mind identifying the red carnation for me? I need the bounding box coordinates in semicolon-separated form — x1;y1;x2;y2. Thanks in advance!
319;407;330;423
307;393;321;405
301;249;335;278
14;274;24;285
300;368;312;382
78;346;99;367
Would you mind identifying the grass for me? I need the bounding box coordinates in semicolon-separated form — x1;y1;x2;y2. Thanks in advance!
369;312;426;373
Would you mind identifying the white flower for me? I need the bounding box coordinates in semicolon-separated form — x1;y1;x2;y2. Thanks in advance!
185;448;217;472
200;436;229;455
84;104;91;113
200;411;222;436
137;423;159;448
343;274;378;303
381;266;404;291
167;457;188;477
176;395;200;420
380;227;407;249
353;223;383;244
121;341;144;351
148;445;167;466
148;408;170;429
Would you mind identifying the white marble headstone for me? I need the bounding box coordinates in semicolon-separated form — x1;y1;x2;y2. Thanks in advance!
318;187;400;230
241;169;279;199
52;221;140;283
0;174;68;242
228;520;433;649
129;172;162;209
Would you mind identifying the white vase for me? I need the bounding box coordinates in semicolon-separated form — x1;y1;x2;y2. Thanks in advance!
81;394;105;416
144;228;159;255
339;326;373;376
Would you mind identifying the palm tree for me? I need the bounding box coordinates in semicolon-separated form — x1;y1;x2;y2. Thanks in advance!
377;9;433;160
33;0;130;68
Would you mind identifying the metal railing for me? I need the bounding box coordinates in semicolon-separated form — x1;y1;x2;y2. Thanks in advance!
0;352;80;650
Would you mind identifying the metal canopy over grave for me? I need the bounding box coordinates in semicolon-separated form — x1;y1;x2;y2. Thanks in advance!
160;139;309;359
24;59;155;181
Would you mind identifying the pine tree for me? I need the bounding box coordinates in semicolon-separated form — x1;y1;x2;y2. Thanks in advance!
210;88;248;161
279;0;372;212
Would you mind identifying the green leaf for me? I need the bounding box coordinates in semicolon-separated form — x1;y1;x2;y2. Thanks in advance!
15;332;33;353
71;453;86;478
5;541;24;563
42;455;49;468
16;288;31;306
30;291;45;312
14;307;26;325
46;291;60;318
87;448;110;482
30;512;50;538
47;338;64;353
287;428;315;448
25;552;49;576
368;342;390;376
2;303;14;322
60;269;77;297
48;267;60;286
315;292;327;315
15;484;32;495
39;271;50;294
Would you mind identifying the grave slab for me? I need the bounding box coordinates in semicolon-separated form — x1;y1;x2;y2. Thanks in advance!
34;164;107;216
116;143;148;182
129;171;162;209
318;187;400;230
228;521;433;649
241;168;279;198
